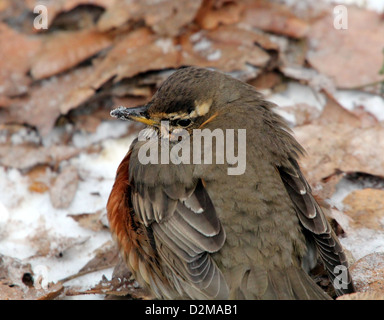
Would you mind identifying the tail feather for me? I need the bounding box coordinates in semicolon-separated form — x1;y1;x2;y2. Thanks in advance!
237;266;331;300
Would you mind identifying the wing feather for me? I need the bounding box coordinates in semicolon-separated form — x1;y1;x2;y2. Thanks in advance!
277;158;355;296
131;177;229;299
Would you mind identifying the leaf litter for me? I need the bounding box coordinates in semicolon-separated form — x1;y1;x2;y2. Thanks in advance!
1;0;384;299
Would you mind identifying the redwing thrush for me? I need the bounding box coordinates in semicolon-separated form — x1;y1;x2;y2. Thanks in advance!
107;67;355;299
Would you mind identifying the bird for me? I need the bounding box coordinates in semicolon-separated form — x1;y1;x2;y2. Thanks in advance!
107;66;355;300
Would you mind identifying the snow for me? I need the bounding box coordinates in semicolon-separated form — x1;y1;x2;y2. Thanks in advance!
341;228;384;261
329;177;384;262
0;122;135;294
333;90;384;122
270;82;326;110
1;0;383;298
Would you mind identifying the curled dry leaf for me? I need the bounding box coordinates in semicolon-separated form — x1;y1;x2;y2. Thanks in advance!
0;65;94;136
50;165;79;209
61;28;179;114
68;210;107;232
78;241;119;274
0;22;41;98
29;282;64;300
241;1;310;38
97;0;202;37
31;29;113;80
307;6;384;89
67;275;151;299
293;123;384;199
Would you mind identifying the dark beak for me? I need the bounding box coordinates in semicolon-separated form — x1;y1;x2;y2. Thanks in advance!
110;105;157;126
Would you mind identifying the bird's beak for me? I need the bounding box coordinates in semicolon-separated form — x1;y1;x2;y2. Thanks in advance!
110;105;158;126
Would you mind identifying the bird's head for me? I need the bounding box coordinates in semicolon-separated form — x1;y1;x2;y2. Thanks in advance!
110;67;246;135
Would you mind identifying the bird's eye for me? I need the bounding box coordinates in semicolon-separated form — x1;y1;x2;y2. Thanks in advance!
176;119;192;127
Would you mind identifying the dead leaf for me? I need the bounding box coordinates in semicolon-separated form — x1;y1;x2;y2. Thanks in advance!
350;252;384;294
180;26;270;72
31;282;64;300
27;165;53;193
66;275;151;299
0;144;80;170
343;189;384;230
0;255;33;300
67;255;151;299
313;94;362;128
25;0;114;28
0;65;94;136
0;22;41;98
249;71;282;91
307;6;384;89
68;210;106;232
97;0;202;37
50;165;79;209
78;241;119;274
241;1;310;38
195;0;244;30
294;123;384;199
31;28;113;80
61;28;179;114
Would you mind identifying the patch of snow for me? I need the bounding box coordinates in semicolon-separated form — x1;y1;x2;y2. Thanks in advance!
340;228;384;261
333;90;384;122
0;126;135;290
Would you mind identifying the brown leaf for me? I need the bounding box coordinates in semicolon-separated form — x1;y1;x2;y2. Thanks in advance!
307;6;384;89
78;241;119;274
248;72;282;90
67;276;151;299
0;254;33;287
0;22;41;98
294;124;384;199
241;1;310;38
0;65;94;136
343;189;384;230
0;144;80;170
180;26;270;72
0;280;25;300
50;165;79;209
61;28;179;114
27;165;53;194
196;0;244;30
68;210;106;232
98;0;202;36
69;255;152;299
0;254;64;300
28;221;89;258
31;282;64;300
0;254;63;300
25;0;114;27
313;94;362;128
31;29;113;80
350;252;384;294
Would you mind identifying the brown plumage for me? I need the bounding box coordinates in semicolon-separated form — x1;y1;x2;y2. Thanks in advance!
107;66;355;299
